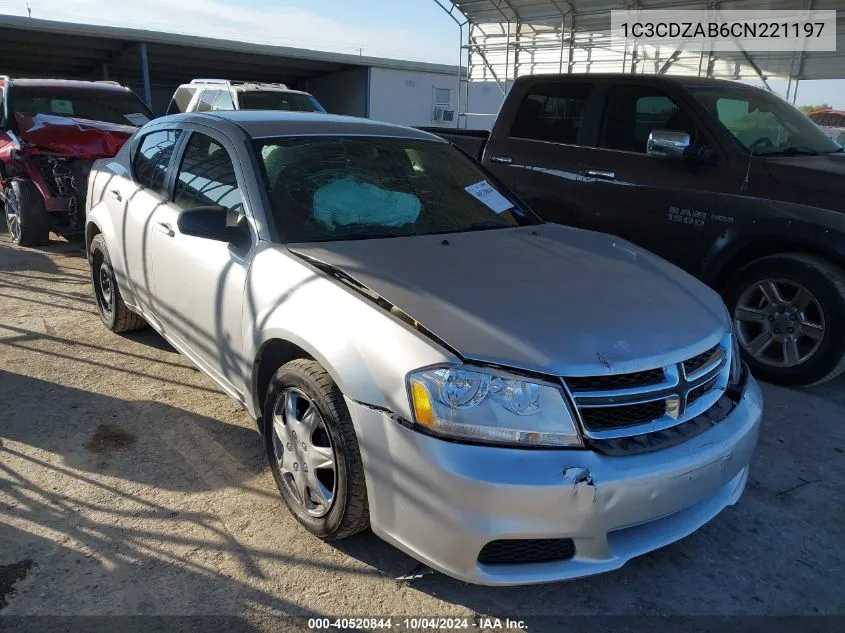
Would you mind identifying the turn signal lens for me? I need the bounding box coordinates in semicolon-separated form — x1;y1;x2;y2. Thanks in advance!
411;380;435;428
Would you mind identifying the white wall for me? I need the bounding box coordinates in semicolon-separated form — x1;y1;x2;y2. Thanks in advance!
367;66;460;128
367;68;507;130
465;81;509;130
307;67;368;117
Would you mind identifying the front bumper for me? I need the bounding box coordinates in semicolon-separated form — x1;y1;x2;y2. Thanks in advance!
347;376;763;585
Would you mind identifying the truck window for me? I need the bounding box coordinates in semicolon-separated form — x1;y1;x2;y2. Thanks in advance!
510;83;592;145
194;89;220;113
166;87;196;115
690;86;839;155
599;86;697;153
214;90;236;111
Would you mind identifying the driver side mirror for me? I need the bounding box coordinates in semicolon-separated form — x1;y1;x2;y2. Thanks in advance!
647;129;690;160
177;205;250;244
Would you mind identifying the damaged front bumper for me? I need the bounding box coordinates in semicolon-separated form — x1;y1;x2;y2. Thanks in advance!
347;376;762;585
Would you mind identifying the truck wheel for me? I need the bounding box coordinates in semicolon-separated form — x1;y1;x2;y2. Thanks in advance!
4;179;50;246
88;234;147;333
264;359;369;540
724;254;845;386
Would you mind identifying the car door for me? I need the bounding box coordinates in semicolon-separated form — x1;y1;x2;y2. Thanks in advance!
483;80;598;226
147;127;255;392
572;82;726;272
117;128;183;320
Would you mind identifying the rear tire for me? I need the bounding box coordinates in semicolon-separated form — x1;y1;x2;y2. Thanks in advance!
724;253;845;386
89;234;147;333
264;359;369;540
4;179;50;246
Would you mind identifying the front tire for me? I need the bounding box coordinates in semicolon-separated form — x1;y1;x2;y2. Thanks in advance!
264;359;369;540
88;234;147;333
4;179;50;246
724;253;845;386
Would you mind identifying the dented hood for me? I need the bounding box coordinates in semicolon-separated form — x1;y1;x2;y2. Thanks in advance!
291;224;731;377
14;112;136;160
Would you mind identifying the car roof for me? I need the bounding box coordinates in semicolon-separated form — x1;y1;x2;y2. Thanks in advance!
515;73;763;91
181;81;312;96
154;111;445;142
232;85;311;95
5;78;132;91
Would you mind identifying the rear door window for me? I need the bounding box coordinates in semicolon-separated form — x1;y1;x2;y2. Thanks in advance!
510;83;593;145
132;129;183;194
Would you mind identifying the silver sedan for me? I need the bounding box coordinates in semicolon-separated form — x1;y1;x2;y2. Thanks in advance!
85;111;762;585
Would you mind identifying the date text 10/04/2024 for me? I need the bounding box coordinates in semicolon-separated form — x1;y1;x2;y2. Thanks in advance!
307;617;529;630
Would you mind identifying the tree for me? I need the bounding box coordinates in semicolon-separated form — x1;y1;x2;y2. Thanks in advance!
799;103;831;114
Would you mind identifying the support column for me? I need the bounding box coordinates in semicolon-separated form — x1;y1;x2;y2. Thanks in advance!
140;42;152;109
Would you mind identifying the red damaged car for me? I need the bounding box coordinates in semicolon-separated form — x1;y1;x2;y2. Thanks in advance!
0;77;154;246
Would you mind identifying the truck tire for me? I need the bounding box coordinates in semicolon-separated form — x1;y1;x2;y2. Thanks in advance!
4;179;50;246
264;358;369;540
88;234;147;333
724;253;845;386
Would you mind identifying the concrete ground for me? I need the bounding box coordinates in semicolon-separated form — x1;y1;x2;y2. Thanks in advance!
0;233;843;627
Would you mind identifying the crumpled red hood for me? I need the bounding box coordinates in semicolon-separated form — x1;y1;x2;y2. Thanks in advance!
15;112;136;160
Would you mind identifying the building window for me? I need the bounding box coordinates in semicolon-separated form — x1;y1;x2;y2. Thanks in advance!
435;88;451;105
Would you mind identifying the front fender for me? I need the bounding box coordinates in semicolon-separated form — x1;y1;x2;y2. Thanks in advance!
700;216;845;287
242;244;458;419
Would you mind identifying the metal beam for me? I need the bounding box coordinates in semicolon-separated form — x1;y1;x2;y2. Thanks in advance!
658;48;683;75
139;42;152;108
737;47;772;92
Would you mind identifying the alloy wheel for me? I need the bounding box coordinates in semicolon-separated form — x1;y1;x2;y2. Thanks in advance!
271;387;337;517
734;278;825;368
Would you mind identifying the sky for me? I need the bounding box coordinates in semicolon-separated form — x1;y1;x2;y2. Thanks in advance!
0;0;843;109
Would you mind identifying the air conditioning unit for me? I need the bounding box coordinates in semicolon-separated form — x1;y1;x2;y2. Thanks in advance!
433;105;456;123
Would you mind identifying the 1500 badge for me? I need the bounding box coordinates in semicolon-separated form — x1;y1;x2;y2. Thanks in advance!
668;206;735;227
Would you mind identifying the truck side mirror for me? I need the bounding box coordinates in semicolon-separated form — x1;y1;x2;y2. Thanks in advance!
647;129;690;160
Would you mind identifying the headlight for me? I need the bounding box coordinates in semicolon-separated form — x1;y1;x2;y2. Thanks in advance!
407;365;582;448
730;334;743;386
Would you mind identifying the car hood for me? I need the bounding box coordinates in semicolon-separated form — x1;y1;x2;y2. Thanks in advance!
764;153;845;196
14;112;137;160
290;224;729;377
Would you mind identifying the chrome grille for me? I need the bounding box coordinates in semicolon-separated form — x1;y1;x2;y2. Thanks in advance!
565;337;731;442
684;344;721;375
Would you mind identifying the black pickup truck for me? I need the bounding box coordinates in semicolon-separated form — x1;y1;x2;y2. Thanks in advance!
426;73;845;387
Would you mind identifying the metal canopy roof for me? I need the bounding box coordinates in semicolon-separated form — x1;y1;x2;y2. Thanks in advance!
0;15;458;86
446;1;845;83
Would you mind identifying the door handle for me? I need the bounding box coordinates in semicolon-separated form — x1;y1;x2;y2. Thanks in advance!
154;222;175;237
583;169;616;181
490;155;513;165
109;189;122;202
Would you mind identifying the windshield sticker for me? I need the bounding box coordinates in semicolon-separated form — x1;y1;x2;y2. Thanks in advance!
124;112;150;126
51;99;74;115
465;180;513;213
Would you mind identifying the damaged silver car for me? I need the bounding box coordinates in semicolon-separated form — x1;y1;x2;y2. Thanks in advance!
85;111;762;585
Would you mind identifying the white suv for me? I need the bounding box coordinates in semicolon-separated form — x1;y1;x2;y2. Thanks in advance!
165;79;326;115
